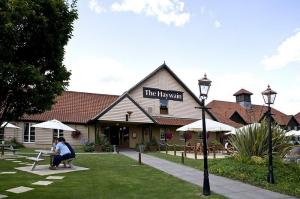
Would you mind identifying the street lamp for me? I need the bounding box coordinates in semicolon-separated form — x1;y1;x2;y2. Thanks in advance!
261;85;277;184
198;73;212;195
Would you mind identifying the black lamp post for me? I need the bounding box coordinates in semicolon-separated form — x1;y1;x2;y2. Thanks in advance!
261;85;277;184
198;73;212;195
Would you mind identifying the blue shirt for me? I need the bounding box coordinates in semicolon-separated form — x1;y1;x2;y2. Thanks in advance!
55;142;71;156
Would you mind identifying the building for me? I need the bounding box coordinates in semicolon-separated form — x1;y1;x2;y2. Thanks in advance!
207;89;299;130
1;63;217;148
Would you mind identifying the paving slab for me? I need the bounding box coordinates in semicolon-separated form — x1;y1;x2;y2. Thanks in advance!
0;194;8;199
0;172;16;174
6;186;33;194
12;161;22;163
121;150;297;199
15;165;89;176
32;181;53;186
4;159;16;161
46;176;65;180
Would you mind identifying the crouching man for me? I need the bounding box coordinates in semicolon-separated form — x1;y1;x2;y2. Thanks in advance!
50;137;71;170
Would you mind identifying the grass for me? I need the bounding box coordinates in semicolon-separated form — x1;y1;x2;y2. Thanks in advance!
148;152;300;197
0;154;225;199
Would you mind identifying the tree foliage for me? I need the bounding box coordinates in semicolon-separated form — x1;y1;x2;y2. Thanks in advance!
229;120;292;158
0;0;78;125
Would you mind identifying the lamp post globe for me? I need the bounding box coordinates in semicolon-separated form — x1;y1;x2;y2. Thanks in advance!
261;84;277;184
198;73;211;195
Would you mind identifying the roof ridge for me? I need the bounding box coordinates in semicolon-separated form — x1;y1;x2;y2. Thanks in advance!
65;90;119;97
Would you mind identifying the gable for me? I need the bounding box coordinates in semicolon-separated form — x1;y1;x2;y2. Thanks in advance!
128;64;212;120
229;111;247;125
97;94;155;124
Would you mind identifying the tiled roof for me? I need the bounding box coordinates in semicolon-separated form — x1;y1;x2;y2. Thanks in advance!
295;112;300;124
207;100;291;128
233;89;253;96
154;117;197;126
21;91;119;124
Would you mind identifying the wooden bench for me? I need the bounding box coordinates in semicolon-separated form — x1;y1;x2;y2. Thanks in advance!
62;158;75;168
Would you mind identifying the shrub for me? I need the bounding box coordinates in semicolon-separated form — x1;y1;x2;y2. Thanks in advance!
83;142;95;152
250;156;266;165
7;137;24;149
229;120;292;158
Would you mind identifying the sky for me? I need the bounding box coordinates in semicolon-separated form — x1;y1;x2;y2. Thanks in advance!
64;0;300;115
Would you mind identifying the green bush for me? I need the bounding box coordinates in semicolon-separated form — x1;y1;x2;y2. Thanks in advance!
229;120;292;158
83;142;95;152
7;137;24;149
250;156;266;165
98;135;113;152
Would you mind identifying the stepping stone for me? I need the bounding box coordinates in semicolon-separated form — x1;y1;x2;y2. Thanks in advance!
32;181;53;186
46;176;65;180
26;164;33;166
18;162;28;165
0;194;8;198
0;172;16;174
12;161;22;163
6;186;33;194
5;159;16;161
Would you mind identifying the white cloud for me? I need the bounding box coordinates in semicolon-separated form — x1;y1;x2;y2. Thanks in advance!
111;0;190;27
261;31;300;70
65;55;144;94
214;20;221;28
89;0;106;14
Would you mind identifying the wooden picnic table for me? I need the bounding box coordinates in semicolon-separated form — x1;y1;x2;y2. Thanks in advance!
27;149;56;170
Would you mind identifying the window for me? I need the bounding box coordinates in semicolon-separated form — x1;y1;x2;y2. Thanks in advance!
160;128;169;141
53;129;64;141
197;132;203;140
160;99;168;114
179;131;185;140
24;123;35;143
0;128;4;141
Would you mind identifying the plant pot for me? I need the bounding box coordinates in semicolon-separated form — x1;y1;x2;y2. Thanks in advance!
95;144;102;152
149;146;157;152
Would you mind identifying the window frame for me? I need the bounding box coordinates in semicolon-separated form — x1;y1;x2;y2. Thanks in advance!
159;99;169;115
23;123;36;143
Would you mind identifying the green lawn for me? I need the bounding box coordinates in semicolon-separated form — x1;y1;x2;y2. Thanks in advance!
148;152;300;197
0;154;225;199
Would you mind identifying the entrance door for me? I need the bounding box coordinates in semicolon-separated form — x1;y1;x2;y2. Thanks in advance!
119;127;129;147
110;126;119;145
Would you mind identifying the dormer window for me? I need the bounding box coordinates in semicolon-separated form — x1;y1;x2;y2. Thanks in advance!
160;99;168;114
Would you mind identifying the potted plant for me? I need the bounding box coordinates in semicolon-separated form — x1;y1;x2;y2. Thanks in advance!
146;138;158;151
71;130;81;139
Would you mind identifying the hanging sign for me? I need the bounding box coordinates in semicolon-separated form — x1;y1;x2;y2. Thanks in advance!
143;87;183;101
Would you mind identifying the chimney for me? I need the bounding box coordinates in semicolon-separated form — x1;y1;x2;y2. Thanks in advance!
233;89;253;109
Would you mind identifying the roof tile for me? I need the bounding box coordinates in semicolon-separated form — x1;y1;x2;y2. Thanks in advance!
21;91;119;124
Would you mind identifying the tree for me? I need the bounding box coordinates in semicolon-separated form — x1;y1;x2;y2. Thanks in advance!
0;0;78;126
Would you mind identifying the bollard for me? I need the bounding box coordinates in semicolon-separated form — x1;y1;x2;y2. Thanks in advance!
174;144;176;156
184;146;186;157
138;152;142;165
213;148;216;159
181;152;184;164
166;144;168;155
194;149;197;160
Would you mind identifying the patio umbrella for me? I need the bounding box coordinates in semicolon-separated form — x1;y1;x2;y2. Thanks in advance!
176;118;235;132
225;123;261;135
285;130;300;137
1;122;20;129
31;119;75;132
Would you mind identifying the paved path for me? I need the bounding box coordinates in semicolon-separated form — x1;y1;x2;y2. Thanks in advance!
121;150;297;199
